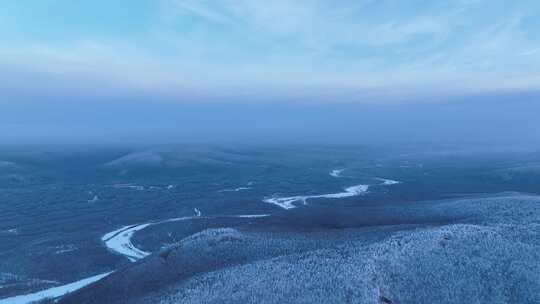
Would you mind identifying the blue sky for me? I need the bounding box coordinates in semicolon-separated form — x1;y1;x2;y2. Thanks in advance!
2;1;540;145
1;0;540;102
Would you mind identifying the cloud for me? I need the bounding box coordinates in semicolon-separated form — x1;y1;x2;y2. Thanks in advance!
171;0;452;50
519;48;540;56
0;0;539;101
174;0;233;24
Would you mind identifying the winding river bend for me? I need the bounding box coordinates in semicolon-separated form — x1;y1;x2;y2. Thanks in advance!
0;178;400;303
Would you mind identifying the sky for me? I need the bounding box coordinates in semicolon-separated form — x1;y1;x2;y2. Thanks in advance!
1;1;540;145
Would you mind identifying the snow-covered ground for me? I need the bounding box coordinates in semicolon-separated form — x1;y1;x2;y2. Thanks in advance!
219;187;251;192
329;169;345;177
376;178;401;185
219;182;254;192
0;210;271;304
102;210;270;262
117;194;540;304
102;224;153;262
0;272;112;304
263;184;369;209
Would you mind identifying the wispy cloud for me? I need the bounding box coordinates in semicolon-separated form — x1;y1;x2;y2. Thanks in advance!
520;48;540;56
174;0;233;24
0;0;539;101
